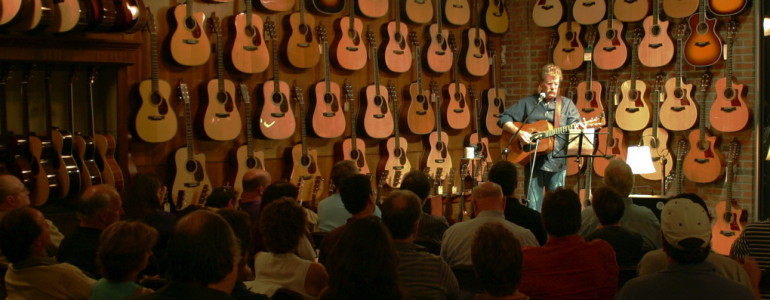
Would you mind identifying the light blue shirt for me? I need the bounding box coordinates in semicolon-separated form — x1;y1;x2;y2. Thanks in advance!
317;193;381;232
580;197;661;250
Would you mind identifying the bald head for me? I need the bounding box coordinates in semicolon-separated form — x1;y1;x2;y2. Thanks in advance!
0;175;30;210
473;182;505;212
79;184;123;229
242;169;272;193
603;159;634;197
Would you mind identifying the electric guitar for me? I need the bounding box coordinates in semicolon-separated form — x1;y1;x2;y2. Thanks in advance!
285;0;320;69
639;0;674;68
684;0;722;67
483;0;508;34
230;0;269;74
711;139;746;255
203;14;242;141
404;0;434;24
614;0;649;22
640;72;674;182
169;0;211;66
553;5;584;71
381;0;412;73
533;0;563;28
684;71;725;183
424;81;452;183
462;0;490;77
290;84;324;208
663;0;698;19
616;29;651;132
424;0;453;73
594;0;628;71
230;84;265;198
660;24;697;132
444;34;471;130
171;82;212;209
482;42;504;136
333;0;367;71
573;0;605;25
709;20;749;133
311;24;346;139
405;31;436;135
259;19;296;140
501;117;603;166
340;81;370;176
576;29;605;122
593;75;626;177
363;30;394;139
379;82;412;188
445;0;470;26
358;0;388;18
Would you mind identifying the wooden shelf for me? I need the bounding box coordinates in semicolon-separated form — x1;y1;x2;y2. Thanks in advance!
0;33;142;65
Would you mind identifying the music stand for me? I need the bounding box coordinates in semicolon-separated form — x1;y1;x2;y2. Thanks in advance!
545;128;612;205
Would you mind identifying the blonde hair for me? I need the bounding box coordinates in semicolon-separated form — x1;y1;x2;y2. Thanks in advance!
540;64;563;82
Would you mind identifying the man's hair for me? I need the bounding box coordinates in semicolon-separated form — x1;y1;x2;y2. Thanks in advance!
602;159;634;197
399;171;432;200
97;221;158;281
592;186;625;226
488;161;518;196
0;207;41;263
217;208;253;255
261;180;299;211
380;190;422;240
206;187;236;208
78;192;114;221
330;160;359;189
243;171;271;192
0;175;23;202
339;174;372;215
541;188;582;237
164;210;240;285
540;63;562;81
472;222;523;297
662;238;710;265
260;198;306;254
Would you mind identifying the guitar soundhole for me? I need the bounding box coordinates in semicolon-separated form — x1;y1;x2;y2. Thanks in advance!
374;95;384;107
380;99;389;114
565;32;574;41
724;88;735;100
455;93;466;108
651;25;661;36
673;88;684;99
437;142;447;158
246;157;257;169
325;93;339;111
251;26;262;46
301;154;311;167
272;91;283;104
185;160;196;172
354;151;365;168
185;18;200;38
300;24;313;43
194;161;204;181
585;91;593;101
394;147;403;158
697;22;708;35
606;29;616;41
629;89;639;102
417;94;427;104
348;28;360;45
698;140;709;152
245;25;256;38
395;33;405;50
649;137;659;149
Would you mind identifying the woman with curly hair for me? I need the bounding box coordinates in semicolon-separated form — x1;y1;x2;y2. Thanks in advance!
91;221;158;300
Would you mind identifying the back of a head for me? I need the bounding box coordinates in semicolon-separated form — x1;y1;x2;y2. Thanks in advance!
591;186;625;226
488;161;518;197
380;190;422;240
0;207;41;263
330;160;359;191
0;174;26;206
124;173;163;219
661;197;711;264
217;208;253;256
602;159;634;197
261;180;299;211
97;221;158;281
339;174;372;215
398;171;432;200
472;182;505;211
164;210;239;285
78;190;115;222
541;188;582;237
242;170;272;193
259;198;305;254
472;222;523;297
206;187;237;209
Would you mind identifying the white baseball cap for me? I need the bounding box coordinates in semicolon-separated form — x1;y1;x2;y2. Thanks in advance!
661;198;711;250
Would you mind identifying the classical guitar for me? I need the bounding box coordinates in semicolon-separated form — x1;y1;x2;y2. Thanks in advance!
484;0;508;34
501;117;603;166
405;31;436;135
640;72;674;182
593;75;626;177
660;25;697;132
553;5;584;71
445;0;470;26
482;42;504;136
639;0;674;68
46;0;85;33
708;0;747;15
88;69;123;191
594;0;628;71
614;0;649;22
684;72;725;184
203;14;242;141
44;67;80;201
444;34;471;130
463;0;490;77
333;0;367;71
309;0;344;14
684;0;722;67
70;69;103;192
230;84;265;198
171;82;212;209
137;9;178;143
466;86;492;182
576;30;605;122
255;0;294;12
710;20;749;133
564;73;583;176
616;29;651;132
381;0;412;74
285;0;320;69
667;139;688;196
290;84;324;208
404;0;434;24
260;19;296;140
424;81;453;183
379;82;412;188
573;0;606;25
425;0;453;73
363;30;394;139
311;24;346;139
358;0;388;18
20;67;59;205
533;0;564;28
169;0;210;66
341;81;371;176
711;139;746;255
663;0;698;19
230;0;269;74
112;0;146;33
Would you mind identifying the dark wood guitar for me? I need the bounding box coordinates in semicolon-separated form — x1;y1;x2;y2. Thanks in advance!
341;81;370;176
169;0;211;66
381;0;411;73
663;0;698;18
639;0;674;68
230;84;265;198
593;75;626;177
616;29;651;132
255;0;294;12
70;69;102;192
444;34;470;130
363;30;394;139
482;42;504;136
466;86;492;182
204;14;242;141
614;0;649;22
379;82;412;189
404;0;434;24
711;139;746;255
576;30;605;122
501;117;602;166
483;0;508;34
309;0;344;14
445;0;470;26
311;24;346;139
44;67;80;201
462;0;490;77
88;69;123;192
285;0;320;69
684;0;722;67
112;0;146;33
290;84;324;208
405;31;436;135
230;0;269;74
332;0;367;71
533;0;563;27
660;25;697;132
710;20;749;133
20;67;59;205
684;71;724;184
573;0;605;25
171;82;212;209
424;81;453;183
708;0;747;15
553;3;584;71
424;0;453;73
594;0;628;71
260;19;296;140
640;72;673;182
358;0;388;18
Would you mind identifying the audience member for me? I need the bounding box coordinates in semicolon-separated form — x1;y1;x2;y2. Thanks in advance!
133;210;241;300
317;160;381;232
217;208;269;300
90;221;157;300
123;173;176;276
398;170;450;254
318;174;378;263
472;222;528;300
248;198;328;298
579;159;661;250
252;182;316;262
487;160;547;246
57;184;124;278
0;207;95;299
519;188;618;300
381;190;459;300
207;187;237;209
731;220;770;299
321;216;406;300
0;174;64;254
441;182;538;267
617;197;755;300
239;169;272;227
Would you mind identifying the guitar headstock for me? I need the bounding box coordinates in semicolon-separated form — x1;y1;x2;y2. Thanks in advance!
239;83;251;104
633;27;643;46
728;138;740;166
293;82;304;107
366;28;375;47
727;20;738;43
585;27;597;49
700;70;712;93
409;31;418;48
178;81;191;104
676;139;689;158
430;80;439;101
378;170;389;188
209;12;220;34
467;85;476;101
448;32;457;53
387;81;398;103
655;71;666;92
145;7;155;34
317;23;328;44
675;23;688;41
343;80;354;102
265;17;276;42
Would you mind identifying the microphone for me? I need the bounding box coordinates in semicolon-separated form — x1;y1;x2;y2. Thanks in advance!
537;92;546;103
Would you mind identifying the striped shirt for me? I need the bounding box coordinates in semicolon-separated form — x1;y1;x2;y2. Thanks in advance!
731;220;770;299
394;242;459;300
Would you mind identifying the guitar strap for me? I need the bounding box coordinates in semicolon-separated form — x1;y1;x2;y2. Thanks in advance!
554;96;562;127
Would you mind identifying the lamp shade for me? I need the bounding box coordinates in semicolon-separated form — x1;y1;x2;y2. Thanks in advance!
626;146;656;174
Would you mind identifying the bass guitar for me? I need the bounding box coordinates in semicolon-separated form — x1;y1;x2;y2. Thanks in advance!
230;84;265;198
311;24;345;139
482;42;504;136
230;0;269;74
710;20;749;133
405;31;436;135
88;69;123;191
285;0;320;69
341;81;370;176
363;30;394;139
358;0;388;18
576;29;605;122
614;0;649;22
259;19;296;140
332;0;367;71
553;3;584;71
684;0;722;67
45;68;81;201
404;0;433;24
660;25;697;132
594;0;628;71
616;29;651;132
290;85;324;208
203;14;242;141
379;82;412;188
501;117;602;166
684;71;725;183
171;82;212;209
70;69;103;192
444;33;470;130
462;0;490;76
639;0;674;68
711;139;746;255
424;0;453;73
533;0;563;28
445;0;470;26
424;81;453;182
593;75;626;177
663;0;698;19
640;72;673;182
573;0;605;25
709;0;747;15
484;0;508;34
169;0;210;66
381;0;411;73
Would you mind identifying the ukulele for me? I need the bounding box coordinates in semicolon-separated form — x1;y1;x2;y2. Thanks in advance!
290;84;324;207
309;0;344;14
640;72;674;182
341;81;371;176
169;0;210;66
444;33;471;130
711;139;746;255
482;41;504;136
594;0;628;71
616;29;651;132
660;24;697;132
137;8;178;143
382;0;412;74
710;20;749;133
684;0;722;67
230;0;269;74
333;0;367;71
379;82;412;188
462;0;490;77
358;0;388;18
404;0;434;24
363;30;395;139
70;69;103;192
553;2;584;71
533;0;564;28
708;0;747;15
255;0;294;12
684;71;725;183
614;0;649;22
171;82;212;209
311;24;346;139
445;0;470;26
20;67;59;205
203;14;242;141
663;0;698;19
44;67;80;201
424;0;453;73
593;75;626;177
573;0;606;25
230;84;265;198
466;86;492;182
424;81;453;183
576;30;605;122
668;139;688;196
260;19;296;140
639;0;674;68
405;31;436;135
501;117;603;166
285;0;320;69
88;68;123;191
483;0;508;34
565;73;583;176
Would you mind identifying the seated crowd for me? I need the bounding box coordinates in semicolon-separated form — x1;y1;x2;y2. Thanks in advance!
0;159;762;300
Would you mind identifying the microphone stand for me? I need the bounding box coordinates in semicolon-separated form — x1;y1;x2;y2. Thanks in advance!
499;93;546;161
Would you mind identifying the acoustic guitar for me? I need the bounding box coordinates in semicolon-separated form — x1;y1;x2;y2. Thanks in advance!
311;24;346;139
462;0;490;77
501;117;602;166
169;0;210;66
483;0;508;34
593;75;626;177
88;69;123;191
576;29;605;122
137;9;178;143
285;0;320;69
711;139;746;255
639;0;674;68
660;25;697;132
259;19;296;140
640;72;673;182
203;14;242;141
381;0;412;73
230;0;269;74
405;31;436;135
594;0;628;71
171;82;212;209
710;20;749;133
341;81;370;175
70;69;103;193
444;34;471;130
5;0;48;31
424;0;453;73
445;0;470;26
0;0;23;25
684;0;722;67
404;0;434;24
614;0;649;22
358;0;388;18
708;0;747;15
230;84;265;199
255;0;294;12
290;84;324;208
573;0;605;25
684;71;725;184
363;30;394;139
44;68;81;201
112;0;146;33
379;82;413;188
553;6;584;71
667;139;688;196
424;81;453;183
466;86;492;182
533;0;563;28
482;42;504;136
82;0;117;32
20;67;59;205
332;0;367;71
616;29;651;132
46;0;85;32
663;0;698;19
309;0;344;14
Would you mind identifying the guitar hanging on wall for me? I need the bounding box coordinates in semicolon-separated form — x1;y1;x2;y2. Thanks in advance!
230;84;265;198
424;0;453;73
553;1;584;71
482;41;504;136
533;0;564;28
340;81;371;176
169;0;210;66
640;72;674;182
616;29;651;132
444;33;471;130
379;82;412;189
709;20;749;133
684;0;723;67
333;0;367;71
285;0;320;69
424;81;453;183
711;139;746;255
573;0;605;25
381;0;411;74
311;24;346;139
683;71;725;184
445;0;470;26
639;0;674;68
462;0;490;77
88;69;124;192
203;14;242;141
594;0;628;71
172;82;212;209
483;0;508;34
363;30;395;139
593;75;626;177
358;0;388;18
45;67;82;201
290;84;325;207
660;24;697;132
614;0;649;22
405;31;436;135
259;18;296;140
230;0;269;74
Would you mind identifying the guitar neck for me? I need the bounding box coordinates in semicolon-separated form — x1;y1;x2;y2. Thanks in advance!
87;70;96;137
372;45;381;95
324;39;332;93
241;85;254;155
215;19;225;93
245;0;253;26
535;121;582;140
183;89;194;161
150;24;160;94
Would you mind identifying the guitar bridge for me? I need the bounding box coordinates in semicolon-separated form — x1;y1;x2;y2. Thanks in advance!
435;159;445;163
719;230;736;237
417;111;427;115
453;109;464;113
649;43;662;49
184;182;200;188
582;108;594;113
562;48;575;53
671;107;685;112
394;166;404;170
695;41;711;48
298;43;310;48
393;50;404;55
581;2;595;6
374;114;385;118
183;39;199;45
694;158;710;164
435;50;446;55
625;108;639;112
494;114;502;117
603;46;617;52
243;46;257;51
149;116;165;121
271;112;285;117
323;112;336;117
541;5;554;10
474;54;483;58
721;107;737;112
345;47;359;51
215;113;231;118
